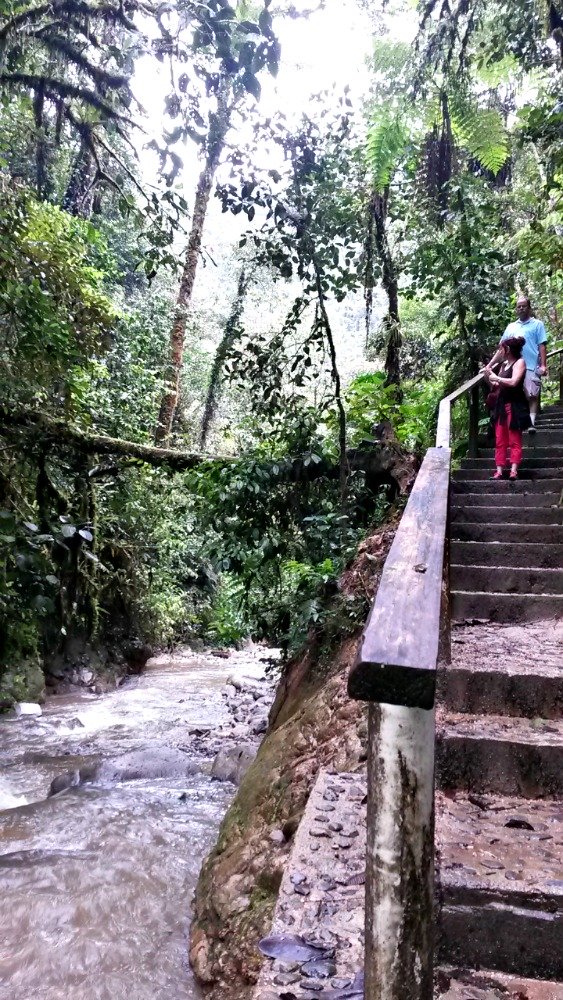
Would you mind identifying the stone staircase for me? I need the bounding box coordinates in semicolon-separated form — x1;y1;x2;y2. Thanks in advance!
435;402;563;987
253;407;563;998
450;404;563;622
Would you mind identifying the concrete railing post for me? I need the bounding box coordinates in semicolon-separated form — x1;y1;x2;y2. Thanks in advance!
365;703;435;1000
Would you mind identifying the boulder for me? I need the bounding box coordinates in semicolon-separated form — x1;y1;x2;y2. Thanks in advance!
96;746;199;783
48;745;200;796
211;744;256;785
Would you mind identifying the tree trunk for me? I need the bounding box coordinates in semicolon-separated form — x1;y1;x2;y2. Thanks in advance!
371;192;402;393
310;249;349;503
155;87;231;444
199;267;248;449
63;139;94;216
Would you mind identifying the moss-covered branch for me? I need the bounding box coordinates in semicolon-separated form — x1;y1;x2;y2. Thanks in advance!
0;406;232;470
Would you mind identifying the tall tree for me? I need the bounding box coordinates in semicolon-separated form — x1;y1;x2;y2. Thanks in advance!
0;0;144;209
154;0;280;442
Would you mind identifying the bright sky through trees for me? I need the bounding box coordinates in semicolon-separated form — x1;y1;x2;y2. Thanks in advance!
133;0;378;188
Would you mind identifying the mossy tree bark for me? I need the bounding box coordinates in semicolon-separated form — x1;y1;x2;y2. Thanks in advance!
155;84;232;444
199;267;249;450
370;190;402;395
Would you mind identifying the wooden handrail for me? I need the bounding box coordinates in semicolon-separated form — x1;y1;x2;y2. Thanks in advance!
436;371;484;449
348;447;450;710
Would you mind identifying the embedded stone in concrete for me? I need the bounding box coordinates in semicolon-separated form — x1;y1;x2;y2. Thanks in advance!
253;770;366;1000
437;792;563;979
438;621;563;719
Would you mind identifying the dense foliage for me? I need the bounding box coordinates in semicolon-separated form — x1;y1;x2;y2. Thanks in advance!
0;0;561;702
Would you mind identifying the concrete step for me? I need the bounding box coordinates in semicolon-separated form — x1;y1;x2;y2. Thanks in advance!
453;467;561;481
479;429;563;446
451;505;563;525
438;621;563;719
452;478;563;494
437;968;563;999
451;522;563;543
452;492;561;508
450;564;563;594
461;457;563;469
450;541;563;569
450;497;563;525
451;589;563;623
437;793;563;980
478;447;563;459
436;713;563;797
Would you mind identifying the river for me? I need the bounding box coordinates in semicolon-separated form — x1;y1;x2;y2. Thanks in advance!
0;646;269;1000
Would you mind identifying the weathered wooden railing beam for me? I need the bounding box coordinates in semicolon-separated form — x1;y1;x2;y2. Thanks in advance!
348;447;451;711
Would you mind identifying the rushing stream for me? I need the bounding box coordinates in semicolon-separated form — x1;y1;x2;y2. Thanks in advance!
0;647;268;1000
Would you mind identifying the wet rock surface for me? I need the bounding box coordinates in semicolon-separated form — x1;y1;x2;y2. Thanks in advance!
208;668;277;785
48;745;205;795
253;770;366;1000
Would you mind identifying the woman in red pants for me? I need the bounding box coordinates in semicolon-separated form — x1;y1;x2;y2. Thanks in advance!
487;335;531;480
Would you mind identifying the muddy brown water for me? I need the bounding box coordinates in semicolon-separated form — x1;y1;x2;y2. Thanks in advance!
0;648;268;1000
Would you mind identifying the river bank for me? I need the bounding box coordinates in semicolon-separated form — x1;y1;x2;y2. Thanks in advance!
0;644;278;1000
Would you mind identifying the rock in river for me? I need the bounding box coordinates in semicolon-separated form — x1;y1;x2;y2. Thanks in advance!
211;744;256;785
48;745;201;796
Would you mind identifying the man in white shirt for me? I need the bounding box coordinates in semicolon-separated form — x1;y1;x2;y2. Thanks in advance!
484;295;548;427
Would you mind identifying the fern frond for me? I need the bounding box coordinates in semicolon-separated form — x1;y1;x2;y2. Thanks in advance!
450;95;509;174
371;39;410;76
366;110;409;191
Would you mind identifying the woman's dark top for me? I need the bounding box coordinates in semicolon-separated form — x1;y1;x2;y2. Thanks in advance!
493;360;531;432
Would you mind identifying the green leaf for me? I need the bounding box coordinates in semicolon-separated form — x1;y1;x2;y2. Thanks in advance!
241;70;261;101
259;9;273;35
